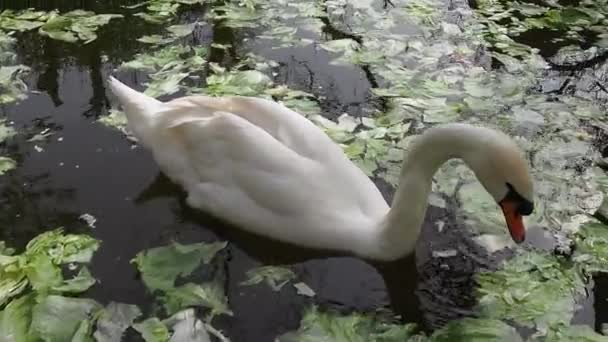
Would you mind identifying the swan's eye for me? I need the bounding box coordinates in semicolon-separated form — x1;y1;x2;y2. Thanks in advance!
504;182;534;216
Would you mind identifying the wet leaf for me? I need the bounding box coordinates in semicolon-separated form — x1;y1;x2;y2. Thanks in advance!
276;306;422;342
165;309;211;342
144;72;188;97
24;254;63;295
93;302;142;342
542;324;608;342
52;267;96;294
203;69;272;97
0;122;15;144
167;22;197;37
573;222;608;273
162;282;232;317
293;282;315;297
430;318;522;341
132;241;227;291
0;156;17;175
133;318;170;342
475;251;586;332
0;293;35;342
30;295;102;342
240;265;296;291
25;228;100;264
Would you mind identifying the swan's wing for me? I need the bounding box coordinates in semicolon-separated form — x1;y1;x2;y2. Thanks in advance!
162;95;343;162
158;108;330;217
154;97;388;219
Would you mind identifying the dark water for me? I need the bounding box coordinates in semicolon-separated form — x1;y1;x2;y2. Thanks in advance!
0;0;604;341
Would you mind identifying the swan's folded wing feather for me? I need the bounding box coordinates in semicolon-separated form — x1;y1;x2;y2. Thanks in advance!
162;95;345;163
164;110;328;219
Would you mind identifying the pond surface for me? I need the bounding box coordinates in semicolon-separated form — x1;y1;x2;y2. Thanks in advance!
1;0;608;341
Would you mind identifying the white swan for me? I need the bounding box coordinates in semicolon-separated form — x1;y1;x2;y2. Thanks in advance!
108;76;534;261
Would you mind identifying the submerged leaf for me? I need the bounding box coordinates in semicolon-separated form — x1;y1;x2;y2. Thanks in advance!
94;302;142;342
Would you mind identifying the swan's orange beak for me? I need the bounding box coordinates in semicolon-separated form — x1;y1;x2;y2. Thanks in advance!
500;200;525;243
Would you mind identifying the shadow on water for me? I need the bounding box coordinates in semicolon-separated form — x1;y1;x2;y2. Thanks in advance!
1;0;606;340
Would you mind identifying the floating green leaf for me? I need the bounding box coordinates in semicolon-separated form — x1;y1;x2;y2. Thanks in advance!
24;254;63;295
162;282;232;317
0;252;28;306
541;324;608;342
52;267;96;294
573;222;608;273
0;293;35;342
30;295;102;342
133;317;170;342
25;228;100;265
475;251;586;333
132;241;227;291
276;306;422;342
0;121;16;143
430;318;522;342
0;156;17;175
240;265;296;291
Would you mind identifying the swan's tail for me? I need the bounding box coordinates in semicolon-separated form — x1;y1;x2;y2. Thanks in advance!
107;76;162;123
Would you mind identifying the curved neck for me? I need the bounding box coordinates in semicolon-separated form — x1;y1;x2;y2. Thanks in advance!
370;124;482;261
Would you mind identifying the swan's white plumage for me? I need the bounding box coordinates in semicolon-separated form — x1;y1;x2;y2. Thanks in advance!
108;76;534;261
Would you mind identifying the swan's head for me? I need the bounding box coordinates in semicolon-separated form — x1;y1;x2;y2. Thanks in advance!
460;127;534;244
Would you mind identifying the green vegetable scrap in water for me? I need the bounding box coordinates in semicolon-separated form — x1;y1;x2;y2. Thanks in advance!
119;44;208;98
240;265;296;291
133;317;171;342
29;295;103;341
0;9;123;43
0;64;29;105
0;228;100;307
276;306;422;342
0;293;35;342
475;251;586;334
429;317;523;342
573;221;608;274
132;240;227;292
138;22;199;46
132;0;204;24
473;0;608;54
0;156;17;175
540;324;608;342
162;282;232;317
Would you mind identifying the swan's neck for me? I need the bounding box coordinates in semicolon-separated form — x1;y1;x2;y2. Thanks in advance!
369;124;482;261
